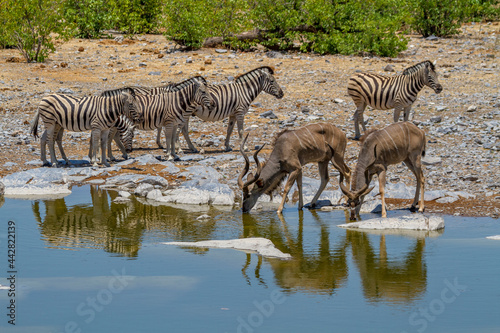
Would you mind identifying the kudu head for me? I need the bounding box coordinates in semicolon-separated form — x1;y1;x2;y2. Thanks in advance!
340;169;374;221
238;134;266;213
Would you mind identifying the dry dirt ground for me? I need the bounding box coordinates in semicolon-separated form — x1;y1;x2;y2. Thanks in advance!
0;23;499;218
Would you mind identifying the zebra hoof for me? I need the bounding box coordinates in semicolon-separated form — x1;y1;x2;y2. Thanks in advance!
225;147;233;152
42;161;51;167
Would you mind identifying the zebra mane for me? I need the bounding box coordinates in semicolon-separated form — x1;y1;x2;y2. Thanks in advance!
402;61;435;75
101;87;138;97
165;76;207;92
235;66;275;83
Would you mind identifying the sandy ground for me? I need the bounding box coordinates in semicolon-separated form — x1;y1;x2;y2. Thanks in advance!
0;22;499;218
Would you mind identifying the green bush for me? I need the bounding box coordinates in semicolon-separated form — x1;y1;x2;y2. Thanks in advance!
63;0;114;39
0;0;71;62
411;0;499;37
111;0;163;35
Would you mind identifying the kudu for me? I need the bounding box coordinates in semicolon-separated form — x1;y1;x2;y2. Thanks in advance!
238;123;351;214
340;122;426;221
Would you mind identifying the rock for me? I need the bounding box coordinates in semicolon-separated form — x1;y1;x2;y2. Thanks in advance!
134;183;154;197
426;35;439;41
158;178;234;206
430;116;442;123
161;162;180;174
1;168;72;198
424;190;446;201
259;110;278;119
146;189;163;200
215;49;227;53
333;98;344;103
436;105;447;112
384;182;415;199
204;59;212;65
422;156;442;165
338;214;444;231
78;46;84;52
163;238;292;259
113;197;131;203
57;88;75;94
137;175;169;187
436;196;459;203
360;199;382;213
486;235;500;240
4;162;17;167
118;191;131;198
384;64;395;72
135;154;161;165
186;58;193;63
467;105;478;112
148;71;161;76
138;62;147;67
196;214;210;220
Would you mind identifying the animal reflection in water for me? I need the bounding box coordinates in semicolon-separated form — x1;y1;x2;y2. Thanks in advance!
240;211;437;304
32;186;218;257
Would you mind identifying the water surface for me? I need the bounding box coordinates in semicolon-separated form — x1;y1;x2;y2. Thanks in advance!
0;185;499;333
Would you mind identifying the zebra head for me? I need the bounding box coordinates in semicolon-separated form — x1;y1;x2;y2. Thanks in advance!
121;88;144;122
425;61;443;94
261;69;284;99
193;79;215;111
120;124;135;153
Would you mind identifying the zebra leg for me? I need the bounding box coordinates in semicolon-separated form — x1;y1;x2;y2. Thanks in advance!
236;113;249;152
100;129;111;167
353;103;366;140
107;128;118;161
40;130;51;167
403;105;412;122
181;117;198;153
156;127;164;149
46;126;59;167
88;132;102;164
55;127;70;165
224;116;237;152
163;123;180;161
113;131;128;160
393;107;403;122
90;129;101;167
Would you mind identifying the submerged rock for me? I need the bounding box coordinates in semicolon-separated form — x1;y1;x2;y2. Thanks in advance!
486;235;500;240
338;214;445;231
163;237;292;259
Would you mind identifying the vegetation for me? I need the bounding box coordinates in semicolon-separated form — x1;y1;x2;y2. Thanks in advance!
0;0;498;61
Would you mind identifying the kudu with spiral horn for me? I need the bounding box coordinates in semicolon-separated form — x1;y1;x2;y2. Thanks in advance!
340;121;426;221
238;123;351;214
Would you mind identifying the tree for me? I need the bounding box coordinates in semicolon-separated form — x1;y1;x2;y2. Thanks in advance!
0;0;71;62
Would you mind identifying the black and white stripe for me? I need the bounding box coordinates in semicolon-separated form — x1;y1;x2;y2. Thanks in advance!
30;88;142;167
177;66;284;152
347;60;442;139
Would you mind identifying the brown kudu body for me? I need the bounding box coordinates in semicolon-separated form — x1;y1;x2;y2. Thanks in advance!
239;123;351;214
341;122;426;220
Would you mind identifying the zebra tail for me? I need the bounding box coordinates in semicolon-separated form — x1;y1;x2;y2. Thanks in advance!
30;109;40;140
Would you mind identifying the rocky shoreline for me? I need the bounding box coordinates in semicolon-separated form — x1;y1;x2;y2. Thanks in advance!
0;23;498;217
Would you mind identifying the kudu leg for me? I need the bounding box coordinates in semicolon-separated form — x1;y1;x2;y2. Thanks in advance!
378;170;387;218
278;169;301;214
310;161;329;208
405;157;425;213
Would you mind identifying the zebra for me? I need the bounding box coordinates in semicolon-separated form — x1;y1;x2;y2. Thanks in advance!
347;60;442;140
29;88;143;167
100;77;208;155
40;115;136;166
103;77;214;160
169;66;284;153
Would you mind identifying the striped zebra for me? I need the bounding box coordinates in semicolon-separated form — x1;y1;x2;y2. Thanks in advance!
172;66;284;153
347;60;442;140
29;88;143;167
40;115;136;166
103;77;214;160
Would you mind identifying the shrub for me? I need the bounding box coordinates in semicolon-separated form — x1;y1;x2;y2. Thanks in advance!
63;0;114;39
0;0;71;62
111;0;163;35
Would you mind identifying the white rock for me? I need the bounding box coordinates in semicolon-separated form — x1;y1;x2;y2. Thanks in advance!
436;196;458;203
338;214;444;231
163;238;292;259
422;156;442;166
4;162;17;167
113;196;131;203
197;214;211;220
1;168;72;198
135;154;161;165
424;190;446;201
486;235;500;240
146;189;163;200
134;183;154;197
119;191;131;198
